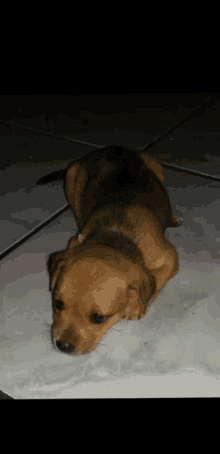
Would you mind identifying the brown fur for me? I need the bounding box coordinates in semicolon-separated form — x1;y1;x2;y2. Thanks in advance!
36;144;179;355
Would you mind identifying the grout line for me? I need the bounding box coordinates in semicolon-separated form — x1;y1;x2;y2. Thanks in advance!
0;119;106;149
0;93;212;153
142;94;212;152
160;161;220;181
0;205;69;261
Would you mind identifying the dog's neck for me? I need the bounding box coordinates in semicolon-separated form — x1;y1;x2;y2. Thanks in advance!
77;225;155;275
83;226;142;245
85;227;142;244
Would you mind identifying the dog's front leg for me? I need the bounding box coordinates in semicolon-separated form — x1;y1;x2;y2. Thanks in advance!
150;247;178;300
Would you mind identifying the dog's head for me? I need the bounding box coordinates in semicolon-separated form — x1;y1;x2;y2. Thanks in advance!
47;244;156;355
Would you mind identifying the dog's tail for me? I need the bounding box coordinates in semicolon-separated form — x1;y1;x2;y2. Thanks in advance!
36;168;67;185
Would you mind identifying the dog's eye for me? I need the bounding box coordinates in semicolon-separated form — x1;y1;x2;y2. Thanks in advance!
54;299;64;310
91;313;107;324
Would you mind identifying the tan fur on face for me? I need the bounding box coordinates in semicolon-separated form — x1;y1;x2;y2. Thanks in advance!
51;247;155;355
37;145;179;355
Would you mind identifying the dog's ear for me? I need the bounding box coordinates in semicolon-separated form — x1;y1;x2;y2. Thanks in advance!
49;260;65;292
123;272;156;320
47;252;66;292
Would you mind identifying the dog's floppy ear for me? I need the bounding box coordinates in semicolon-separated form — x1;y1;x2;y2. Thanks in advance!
47;252;66;292
123;272;156;320
49;260;65;292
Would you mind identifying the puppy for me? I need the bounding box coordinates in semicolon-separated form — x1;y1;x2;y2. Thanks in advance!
36;145;179;355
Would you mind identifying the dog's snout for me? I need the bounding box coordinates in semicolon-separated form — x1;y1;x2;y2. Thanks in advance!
56;340;75;354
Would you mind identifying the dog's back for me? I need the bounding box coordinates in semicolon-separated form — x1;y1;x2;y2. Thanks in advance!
36;145;176;232
76;146;176;232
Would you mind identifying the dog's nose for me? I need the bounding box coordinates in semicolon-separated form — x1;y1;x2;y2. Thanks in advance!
56;340;75;354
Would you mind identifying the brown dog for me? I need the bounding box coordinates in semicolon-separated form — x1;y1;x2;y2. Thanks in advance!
36;144;179;355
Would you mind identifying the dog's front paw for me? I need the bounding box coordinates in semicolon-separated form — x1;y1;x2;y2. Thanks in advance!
123;307;141;320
